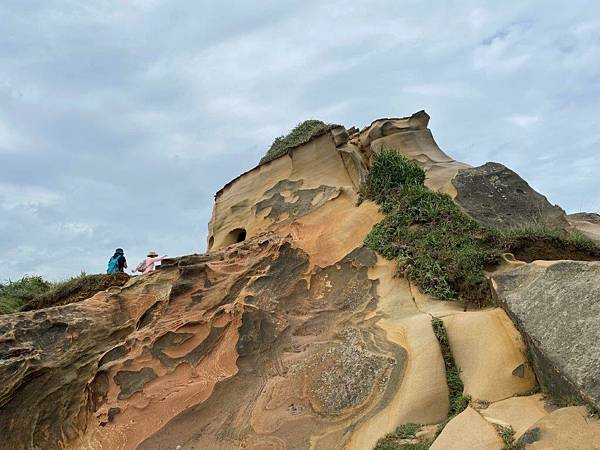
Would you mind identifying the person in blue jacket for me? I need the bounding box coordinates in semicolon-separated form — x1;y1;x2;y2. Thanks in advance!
107;248;128;273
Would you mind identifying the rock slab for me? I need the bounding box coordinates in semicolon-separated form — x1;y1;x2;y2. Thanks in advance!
453;162;568;229
492;260;600;409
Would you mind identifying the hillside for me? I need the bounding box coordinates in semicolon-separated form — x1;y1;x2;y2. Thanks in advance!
1;111;599;450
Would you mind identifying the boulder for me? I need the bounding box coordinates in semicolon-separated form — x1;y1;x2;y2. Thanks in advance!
452;162;569;229
492;260;600;409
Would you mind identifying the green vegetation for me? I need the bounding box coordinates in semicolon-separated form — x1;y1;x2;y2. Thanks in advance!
394;423;421;439
373;422;431;450
1;272;129;314
496;425;523;450
363;148;600;307
260;119;330;164
374;441;432;450
431;318;470;417
0;276;53;314
363;149;497;306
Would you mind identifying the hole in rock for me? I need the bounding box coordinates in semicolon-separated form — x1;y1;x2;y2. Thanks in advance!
223;228;247;247
208;236;214;250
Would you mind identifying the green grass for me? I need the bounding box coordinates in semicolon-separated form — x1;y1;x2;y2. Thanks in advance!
260;119;330;164
374;441;432;450
1;272;129;314
495;425;523;450
373;423;431;450
431;318;470;417
0;276;53;314
363;148;600;306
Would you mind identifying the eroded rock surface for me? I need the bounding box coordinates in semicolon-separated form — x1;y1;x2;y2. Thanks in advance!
492;260;600;409
453;162;568;229
1;111;597;450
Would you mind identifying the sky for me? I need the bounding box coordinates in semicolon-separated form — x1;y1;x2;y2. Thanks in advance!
1;1;600;281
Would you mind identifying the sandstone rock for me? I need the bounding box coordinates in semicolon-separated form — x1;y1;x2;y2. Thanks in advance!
430;406;503;450
442;309;536;402
518;406;600;449
2;111;592;450
492;260;600;409
452;162;569;229
480;394;549;439
330;125;349;147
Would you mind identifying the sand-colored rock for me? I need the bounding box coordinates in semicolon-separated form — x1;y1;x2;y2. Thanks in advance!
480;394;549;439
346;259;449;450
519;406;600;449
443;308;536;402
363;112;469;196
209;132;358;251
2;110;596;450
430;406;503;450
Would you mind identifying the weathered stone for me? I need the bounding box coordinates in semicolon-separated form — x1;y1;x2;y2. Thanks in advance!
492;260;600;409
330;125;349;147
430;406;503;450
255;179;340;223
453;162;569;229
114;367;157;400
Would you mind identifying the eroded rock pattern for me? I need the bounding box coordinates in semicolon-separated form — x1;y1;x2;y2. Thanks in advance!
2;111;600;450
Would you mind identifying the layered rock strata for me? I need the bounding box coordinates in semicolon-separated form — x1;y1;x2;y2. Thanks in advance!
1;111;599;450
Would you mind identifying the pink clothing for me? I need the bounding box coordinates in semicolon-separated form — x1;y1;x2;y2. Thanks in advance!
136;256;166;274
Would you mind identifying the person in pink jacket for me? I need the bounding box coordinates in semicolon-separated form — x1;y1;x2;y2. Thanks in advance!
135;251;167;274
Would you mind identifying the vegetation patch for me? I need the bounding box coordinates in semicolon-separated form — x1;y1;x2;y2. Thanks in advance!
495;425;524;450
374;423;432;450
0;276;53;314
374;441;432;450
363;148;600;307
431;317;470;417
1;272;129;314
260;119;331;164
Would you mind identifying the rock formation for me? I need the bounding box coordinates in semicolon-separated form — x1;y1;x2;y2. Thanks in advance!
1;111;599;449
492;260;600;409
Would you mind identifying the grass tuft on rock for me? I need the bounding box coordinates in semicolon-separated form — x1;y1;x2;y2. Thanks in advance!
495;425;523;450
363;148;600;306
0;276;53;314
260;119;331;164
1;272;129;314
374;422;432;450
431;317;470;417
364;149;498;305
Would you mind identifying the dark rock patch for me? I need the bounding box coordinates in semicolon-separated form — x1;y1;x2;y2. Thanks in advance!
452;162;568;230
492;261;600;409
114;367;157;400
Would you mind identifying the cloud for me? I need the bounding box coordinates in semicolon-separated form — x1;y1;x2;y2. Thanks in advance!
507;114;541;127
1;0;600;280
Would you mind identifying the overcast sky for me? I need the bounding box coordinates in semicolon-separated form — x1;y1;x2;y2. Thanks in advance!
1;1;599;281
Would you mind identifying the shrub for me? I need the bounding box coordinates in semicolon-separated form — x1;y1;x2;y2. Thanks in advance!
260;119;329;164
0;276;53;314
363;153;497;305
364;149;425;204
1;272;129;314
363;149;600;306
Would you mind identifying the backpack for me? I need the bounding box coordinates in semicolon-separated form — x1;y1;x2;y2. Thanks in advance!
107;255;121;273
